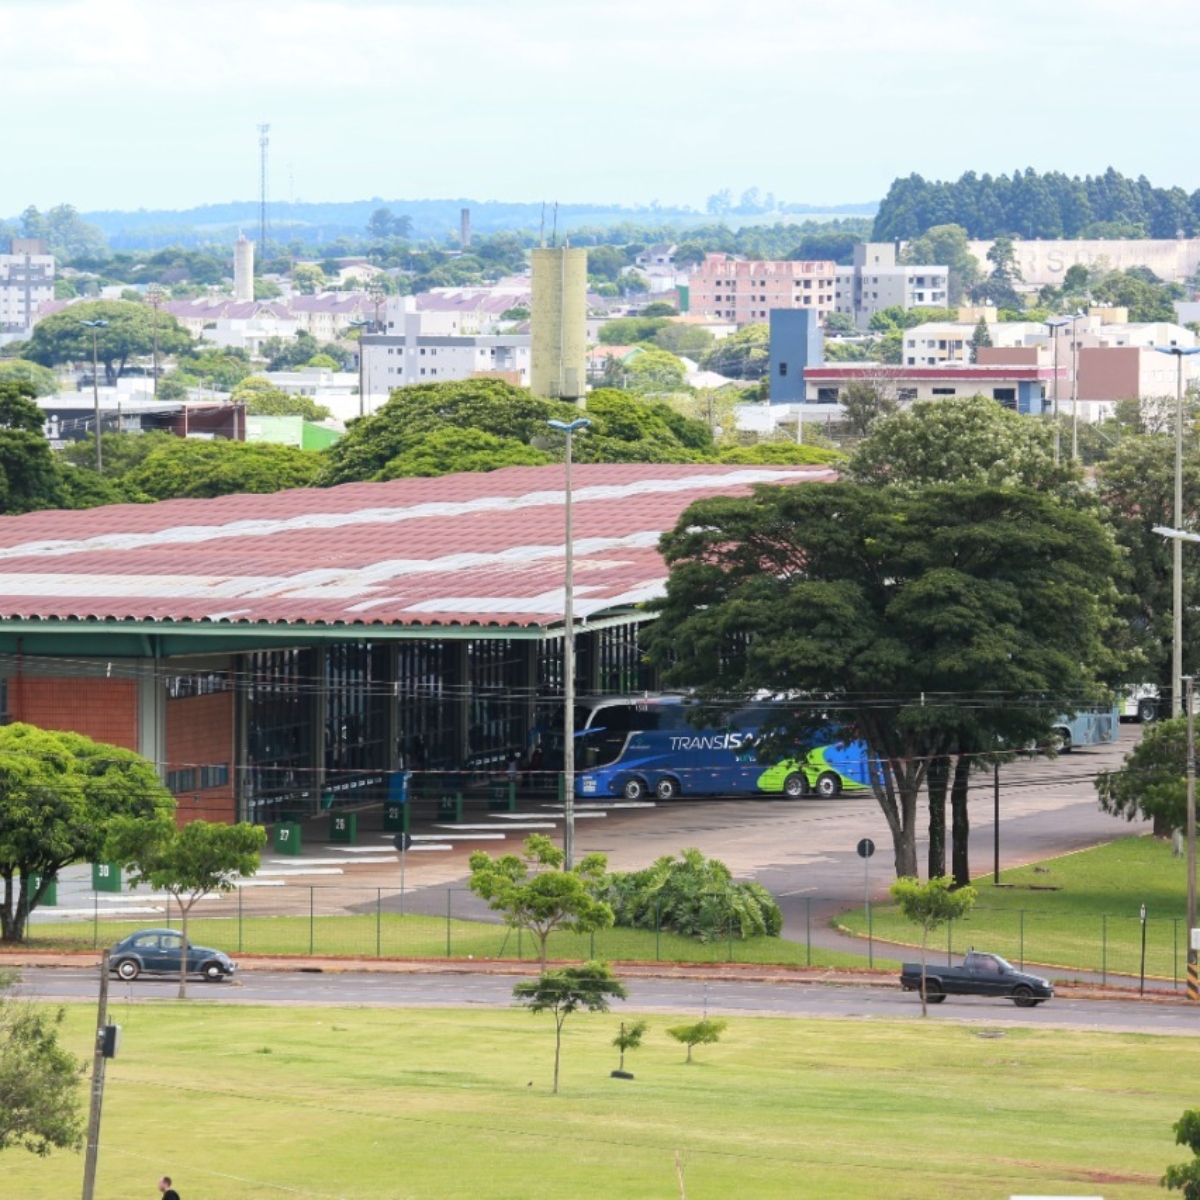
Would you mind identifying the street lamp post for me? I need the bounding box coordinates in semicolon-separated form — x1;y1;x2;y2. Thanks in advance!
147;285;164;398
1150;538;1200;1004
349;319;369;418
546;416;590;869
78;319;108;472
1069;311;1082;461
1045;317;1071;465
1154;346;1200;716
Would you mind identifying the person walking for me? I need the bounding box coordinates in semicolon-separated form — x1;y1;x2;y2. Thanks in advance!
158;1176;180;1199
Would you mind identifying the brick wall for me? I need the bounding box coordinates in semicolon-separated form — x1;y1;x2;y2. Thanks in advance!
12;677;138;749
166;690;236;825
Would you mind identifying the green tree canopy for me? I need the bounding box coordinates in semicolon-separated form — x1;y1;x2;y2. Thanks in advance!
123;439;322;500
0;360;59;397
376;427;552;478
654;323;714;358
513;962;627;1093
666;1017;727;1063
0;724;175;941
699;324;769;379
890;875;977;1015
0;381;67;515
597;316;670;346
716;441;842;466
1095;716;1188;837
24;300;192;384
231;375;332;421
621;346;688;394
468;834;613;968
645;482;1122;878
899;224;981;305
0;969;83;1157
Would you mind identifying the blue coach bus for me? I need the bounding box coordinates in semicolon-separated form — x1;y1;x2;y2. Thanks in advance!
570;695;873;802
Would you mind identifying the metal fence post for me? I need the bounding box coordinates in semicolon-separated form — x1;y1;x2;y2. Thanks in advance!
1102;914;1107;986
1019;910;1025;971
806;898;811;968
590;929;596;959
446;889;452;958
309;887;315;955
728;920;734;963
947;918;953;966
376;888;382;959
94;894;99;950
655;898;661;962
1175;917;1181;990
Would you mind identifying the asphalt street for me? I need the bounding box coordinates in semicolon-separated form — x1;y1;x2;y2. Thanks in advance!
16;965;1200;1036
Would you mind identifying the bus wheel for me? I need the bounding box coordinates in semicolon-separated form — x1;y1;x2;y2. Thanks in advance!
815;772;842;799
782;772;807;799
655;777;681;801
622;778;647;801
1138;700;1158;723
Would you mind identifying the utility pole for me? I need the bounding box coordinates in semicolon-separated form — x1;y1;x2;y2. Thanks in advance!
1186;674;1197;1001
258;123;271;257
81;951;111;1200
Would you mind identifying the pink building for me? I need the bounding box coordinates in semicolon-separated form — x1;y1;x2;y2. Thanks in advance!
690;254;836;326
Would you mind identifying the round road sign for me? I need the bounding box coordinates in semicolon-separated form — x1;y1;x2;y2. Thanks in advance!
856;838;875;859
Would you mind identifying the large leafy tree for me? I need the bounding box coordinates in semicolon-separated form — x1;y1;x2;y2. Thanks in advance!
899;224;981;305
0;381;67;515
468;834;613;968
1095;716;1188;837
24;300;192;384
1095;435;1200;699
646;482;1121;878
123;438;322;500
0;968;83;1157
0;724;175;942
107;818;266;998
376;427;551;479
699;324;769;380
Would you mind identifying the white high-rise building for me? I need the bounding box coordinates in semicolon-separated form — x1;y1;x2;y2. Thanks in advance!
0;238;54;341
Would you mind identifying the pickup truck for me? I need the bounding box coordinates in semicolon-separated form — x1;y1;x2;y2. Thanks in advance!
900;951;1053;1007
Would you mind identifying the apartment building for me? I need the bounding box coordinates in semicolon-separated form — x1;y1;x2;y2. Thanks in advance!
689;253;836;325
0;238;54;340
834;243;949;329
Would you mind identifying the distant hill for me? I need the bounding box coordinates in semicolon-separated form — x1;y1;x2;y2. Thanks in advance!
75;197;878;250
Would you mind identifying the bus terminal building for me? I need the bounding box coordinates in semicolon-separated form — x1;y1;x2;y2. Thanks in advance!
0;463;832;825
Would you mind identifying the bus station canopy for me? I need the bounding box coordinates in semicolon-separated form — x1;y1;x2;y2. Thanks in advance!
0;463;833;654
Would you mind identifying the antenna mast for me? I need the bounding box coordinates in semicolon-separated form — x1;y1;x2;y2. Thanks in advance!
257;123;270;255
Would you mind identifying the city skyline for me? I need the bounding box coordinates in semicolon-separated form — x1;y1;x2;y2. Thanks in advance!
0;0;1197;216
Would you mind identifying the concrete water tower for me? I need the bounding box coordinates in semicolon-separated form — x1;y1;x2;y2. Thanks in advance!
234;234;255;302
531;247;587;402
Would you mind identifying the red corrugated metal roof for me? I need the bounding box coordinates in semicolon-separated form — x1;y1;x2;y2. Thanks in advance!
0;464;833;629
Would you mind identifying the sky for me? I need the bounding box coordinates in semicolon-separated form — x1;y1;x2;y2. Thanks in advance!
1;0;1198;216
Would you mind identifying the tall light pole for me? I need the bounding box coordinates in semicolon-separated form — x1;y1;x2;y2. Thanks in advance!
1154;346;1200;716
1187;674;1198;1001
78;319;108;473
1045;317;1070;465
349;319;369;418
547;416;590;869
146;285;165;398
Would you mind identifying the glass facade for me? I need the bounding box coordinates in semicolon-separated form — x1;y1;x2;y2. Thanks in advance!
245;649;313;820
324;643;389;804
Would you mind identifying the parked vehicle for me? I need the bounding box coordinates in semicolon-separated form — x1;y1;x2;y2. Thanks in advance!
899;951;1053;1007
108;928;236;982
1051;704;1121;752
1120;684;1160;724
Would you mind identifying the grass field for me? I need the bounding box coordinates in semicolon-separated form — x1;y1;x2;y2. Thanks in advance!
25;911;888;970
0;1001;1188;1199
839;836;1191;979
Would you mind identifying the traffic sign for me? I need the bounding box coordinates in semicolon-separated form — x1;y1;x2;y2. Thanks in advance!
856;838;875;859
393;833;413;852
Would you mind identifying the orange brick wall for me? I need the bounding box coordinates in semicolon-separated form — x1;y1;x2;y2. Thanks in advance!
12;677;138;749
166;691;236;825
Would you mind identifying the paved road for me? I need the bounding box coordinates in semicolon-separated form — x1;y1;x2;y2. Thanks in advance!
17;965;1198;1036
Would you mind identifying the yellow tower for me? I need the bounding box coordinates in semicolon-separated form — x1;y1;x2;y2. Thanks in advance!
531;247;587;402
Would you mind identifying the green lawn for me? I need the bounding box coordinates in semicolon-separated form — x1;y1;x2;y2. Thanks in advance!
0;1003;1187;1199
25;911;885;970
839;836;1191;980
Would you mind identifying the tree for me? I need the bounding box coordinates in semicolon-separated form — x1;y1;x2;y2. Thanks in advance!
612;1018;648;1077
890;876;977;1016
468;834;613;968
1096;717;1187;837
640;301;678;318
699;324;769;380
597;317;669;346
123;439;322;500
232;375;332;421
622;346;688;394
654;323;714;358
1163;1108;1200;1199
0;360;58;397
376;427;551;478
108;818;266;999
602;849;782;941
0;969;83;1157
24;300;192;384
900;224;980;305
291;264;326;295
839;378;899;439
0;724;175;942
972;236;1024;310
717;441;842;466
666;1017;727;1063
0;381;67;515
513;962;627;1093
968;317;993;363
823;312;858;336
645;482;1121;878
847;394;1079;497
19;204;106;261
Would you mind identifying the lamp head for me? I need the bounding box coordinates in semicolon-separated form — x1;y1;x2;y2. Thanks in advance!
546;418;591;434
